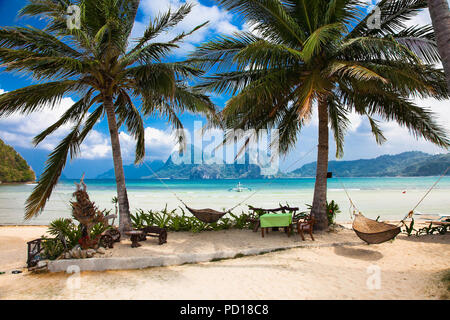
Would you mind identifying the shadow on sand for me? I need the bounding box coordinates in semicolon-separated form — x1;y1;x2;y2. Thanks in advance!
333;246;383;261
396;233;450;245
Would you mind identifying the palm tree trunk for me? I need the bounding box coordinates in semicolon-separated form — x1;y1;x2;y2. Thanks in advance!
104;96;132;232
311;96;329;230
428;0;450;91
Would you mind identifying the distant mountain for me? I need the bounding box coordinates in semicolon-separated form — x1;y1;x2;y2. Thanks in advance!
95;144;265;179
0;138;35;183
151;144;264;179
96;160;165;179
289;151;450;177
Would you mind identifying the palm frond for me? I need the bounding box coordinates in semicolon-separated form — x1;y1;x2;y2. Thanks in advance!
0;81;83;116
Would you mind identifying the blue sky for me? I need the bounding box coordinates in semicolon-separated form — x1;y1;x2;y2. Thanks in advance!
0;0;449;178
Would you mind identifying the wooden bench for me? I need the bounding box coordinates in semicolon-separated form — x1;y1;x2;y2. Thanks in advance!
138;226;167;245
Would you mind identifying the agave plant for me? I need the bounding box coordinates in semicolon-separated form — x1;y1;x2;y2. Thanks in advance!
0;0;215;231
193;0;449;229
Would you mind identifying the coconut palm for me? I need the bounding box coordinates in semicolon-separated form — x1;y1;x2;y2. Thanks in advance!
0;0;215;231
427;0;450;91
192;0;449;230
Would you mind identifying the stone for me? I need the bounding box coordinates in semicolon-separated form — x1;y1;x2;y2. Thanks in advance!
80;250;87;259
65;252;71;259
86;249;96;258
71;248;81;259
37;260;48;268
96;247;106;254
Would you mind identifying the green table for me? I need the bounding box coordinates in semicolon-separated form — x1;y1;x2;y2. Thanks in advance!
259;213;292;237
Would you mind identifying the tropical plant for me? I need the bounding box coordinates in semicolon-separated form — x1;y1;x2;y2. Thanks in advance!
40;237;66;260
403;217;416;236
427;0;450;91
326;200;341;225
306;200;341;225
130;206;251;232
192;0;450;229
47;217;82;248
416;221;449;236
0;0;215;231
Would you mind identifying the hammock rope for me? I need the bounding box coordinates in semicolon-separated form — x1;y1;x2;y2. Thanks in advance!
336;166;449;244
336;166;450;224
141;144;318;222
403;166;450;221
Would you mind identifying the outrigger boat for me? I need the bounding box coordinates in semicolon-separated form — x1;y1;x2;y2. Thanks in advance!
229;182;251;192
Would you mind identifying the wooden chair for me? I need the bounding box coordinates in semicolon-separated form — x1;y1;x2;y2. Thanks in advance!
297;215;315;241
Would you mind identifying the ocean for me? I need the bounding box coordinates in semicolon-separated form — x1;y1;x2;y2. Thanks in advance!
1;177;450;225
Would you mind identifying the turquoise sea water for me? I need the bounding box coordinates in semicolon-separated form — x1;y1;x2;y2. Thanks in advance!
1;177;450;225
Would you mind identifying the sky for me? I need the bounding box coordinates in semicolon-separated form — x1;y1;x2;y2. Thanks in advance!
0;0;449;178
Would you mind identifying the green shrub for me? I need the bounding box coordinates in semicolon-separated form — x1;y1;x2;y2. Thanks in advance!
47;218;82;248
305;200;341;225
326;200;341;225
130;207;253;233
41;237;65;260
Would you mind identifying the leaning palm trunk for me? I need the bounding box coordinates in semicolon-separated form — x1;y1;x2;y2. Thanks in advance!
104;96;132;232
311;97;329;230
428;0;450;91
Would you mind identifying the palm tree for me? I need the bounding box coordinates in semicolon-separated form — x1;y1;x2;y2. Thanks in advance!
0;0;215;231
193;0;449;230
427;0;450;91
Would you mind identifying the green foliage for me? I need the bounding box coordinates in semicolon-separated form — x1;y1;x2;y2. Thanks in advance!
0;138;35;183
40;237;65;260
130;206;252;233
415;222;449;236
403;218;415;236
305;200;340;224
326;200;341;225
44;211;111;260
47;218;82;248
90;222;109;240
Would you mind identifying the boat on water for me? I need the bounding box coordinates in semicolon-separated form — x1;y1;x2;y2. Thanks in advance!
413;211;450;221
229;182;251;192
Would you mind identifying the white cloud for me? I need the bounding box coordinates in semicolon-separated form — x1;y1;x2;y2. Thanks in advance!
0;88;177;162
130;0;241;56
119;127;178;162
0;90;75;150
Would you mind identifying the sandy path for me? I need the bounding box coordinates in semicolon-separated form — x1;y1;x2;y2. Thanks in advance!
0;226;449;300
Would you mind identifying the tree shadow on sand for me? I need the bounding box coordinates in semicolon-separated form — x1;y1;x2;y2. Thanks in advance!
333;246;383;261
396;233;450;245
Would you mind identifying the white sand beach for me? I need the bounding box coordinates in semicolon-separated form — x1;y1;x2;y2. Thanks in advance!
0;224;449;300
